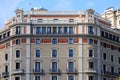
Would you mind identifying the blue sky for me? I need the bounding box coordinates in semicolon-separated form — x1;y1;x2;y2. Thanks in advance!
0;0;119;28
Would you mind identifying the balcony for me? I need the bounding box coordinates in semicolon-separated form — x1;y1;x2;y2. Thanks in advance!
102;71;119;77
85;68;97;74
49;69;61;74
2;72;9;78
66;68;78;74
33;69;44;74
12;69;24;75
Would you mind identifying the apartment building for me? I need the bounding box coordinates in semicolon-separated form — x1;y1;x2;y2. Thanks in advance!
101;7;120;29
0;8;120;80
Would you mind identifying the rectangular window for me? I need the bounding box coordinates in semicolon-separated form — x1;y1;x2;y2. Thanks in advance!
52;76;57;80
89;62;94;69
89;39;93;44
118;57;120;64
16;62;20;69
52;50;57;57
89;76;94;80
5;54;8;61
53;27;57;34
69;38;73;44
42;27;46;34
58;27;62;34
111;66;114;74
36;27;41;34
35;76;40;80
103;53;106;60
68;76;74;80
15;77;20;80
36;50;40;58
5;65;8;72
16;50;20;58
52;39;57;44
89;50;93;58
69;49;74;57
16;26;21;34
36;39;40;44
69;19;74;23
35;62;40;71
111;55;114;62
16;39;20;44
7;31;10;37
69;27;73;34
64;27;67;34
68;62;74;71
52;62;57;72
88;26;93;34
103;64;106;73
47;27;51;34
38;19;43;23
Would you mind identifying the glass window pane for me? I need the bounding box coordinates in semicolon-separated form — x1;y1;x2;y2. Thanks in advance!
36;27;41;34
68;76;74;80
35;76;40;80
16;50;20;58
36;39;40;44
58;27;62;34
69;27;73;34
36;50;40;57
52;50;57;57
47;27;51;34
88;26;93;34
69;38;73;44
35;62;40;71
52;39;57;44
52;62;57;71
52;76;57;80
64;27;67;34
69;62;73;71
89;39;93;44
89;50;93;57
69;49;73;57
53;27;57;34
42;27;46;34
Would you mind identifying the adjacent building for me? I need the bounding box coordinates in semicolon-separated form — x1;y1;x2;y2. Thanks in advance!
0;8;120;80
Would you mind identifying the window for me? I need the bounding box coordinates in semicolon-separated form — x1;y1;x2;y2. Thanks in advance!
103;78;107;80
69;49;74;57
103;64;106;73
58;27;62;34
69;27;73;34
118;57;120;64
89;50;93;58
53;27;57;34
101;31;104;37
111;66;114;74
69;38;73;44
52;76;57;80
53;19;58;22
118;68;120;74
68;62;74;71
52;39;57;44
5;65;8;72
64;27;67;34
89;62;94;69
16;26;21;34
35;76;40;80
15;77;20;80
89;76;94;80
35;62;40;71
35;50;40;58
5;54;8;61
47;27;51;34
36;39;40;44
7;31;10;37
16;62;20;69
16;50;20;58
111;55;114;62
36;27;41;34
42;27;46;34
38;19;43;23
88;26;93;34
89;39;93;44
69;19;74;23
52;50;57;57
16;39;20;44
68;76;74;80
103;53;106;60
52;62;57;72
